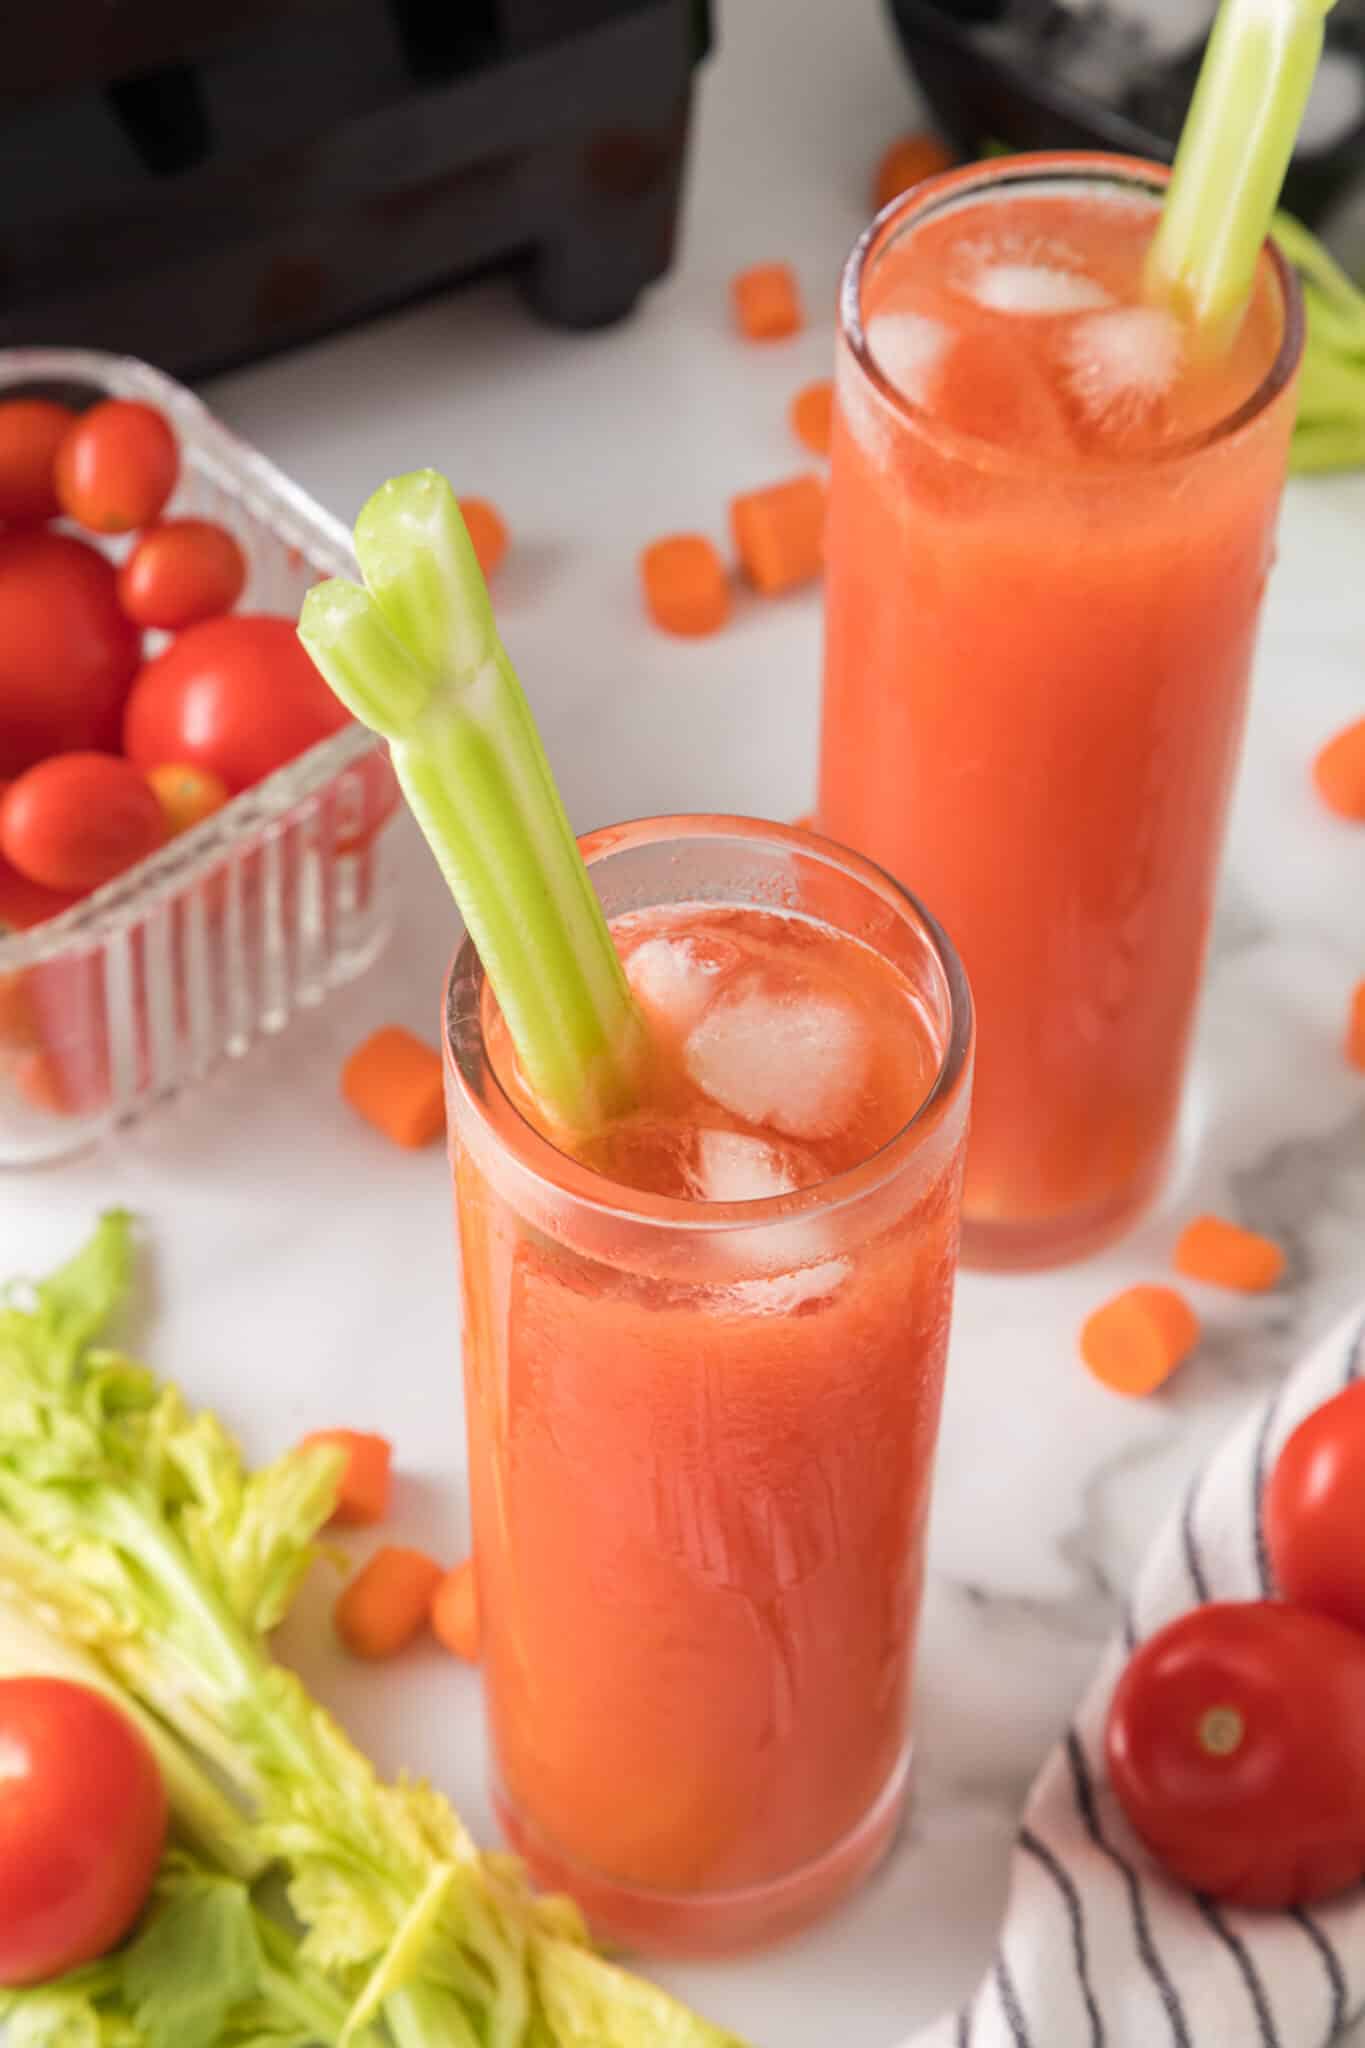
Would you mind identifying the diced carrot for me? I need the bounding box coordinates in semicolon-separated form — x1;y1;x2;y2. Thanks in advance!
872;132;955;214
1173;1214;1286;1293
1313;718;1365;819
731;263;803;341
301;1429;393;1527
790;380;834;457
335;1545;443;1661
431;1557;481;1663
1348;981;1365;1070
639;534;731;637
459;498;508;579
341;1026;445;1150
730;475;826;596
1080;1285;1200;1398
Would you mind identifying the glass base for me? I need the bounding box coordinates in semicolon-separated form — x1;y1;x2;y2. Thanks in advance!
493;1743;912;1959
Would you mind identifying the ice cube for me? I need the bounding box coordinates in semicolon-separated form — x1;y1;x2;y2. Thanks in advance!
865;311;951;407
625;935;739;1035
967;263;1111;316
684;984;868;1141
730;1259;851;1314
1062;306;1184;424
690;1127;821;1205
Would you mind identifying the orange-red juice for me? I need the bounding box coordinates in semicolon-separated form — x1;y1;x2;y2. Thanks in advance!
444;818;972;1953
819;156;1303;1268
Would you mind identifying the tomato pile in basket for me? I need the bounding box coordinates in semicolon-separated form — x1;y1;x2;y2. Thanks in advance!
0;395;350;932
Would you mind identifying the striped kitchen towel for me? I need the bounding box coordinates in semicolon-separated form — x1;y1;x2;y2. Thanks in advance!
908;1304;1365;2048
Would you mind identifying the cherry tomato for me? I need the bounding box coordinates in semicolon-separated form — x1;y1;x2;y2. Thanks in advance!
145;761;231;836
123;614;351;794
1266;1379;1365;1633
55;399;178;535
0;853;82;931
0;1677;167;1986
0;531;142;776
1;754;165;892
118;519;247;630
1106;1601;1365;1909
0;398;75;525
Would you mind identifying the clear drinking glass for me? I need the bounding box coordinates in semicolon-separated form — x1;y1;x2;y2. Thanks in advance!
818;155;1304;1269
444;816;973;1955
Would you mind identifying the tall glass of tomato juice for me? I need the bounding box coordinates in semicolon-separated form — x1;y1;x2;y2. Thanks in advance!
818;155;1304;1270
444;816;972;1956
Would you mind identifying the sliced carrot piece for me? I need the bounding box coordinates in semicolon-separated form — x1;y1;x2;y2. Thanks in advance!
301;1429;393;1527
1080;1285;1200;1397
731;263;803;341
341;1026;445;1150
431;1557;481;1663
1313;718;1365;820
459;498;508;579
1348;981;1365;1071
790;380;835;458
639;534;731;637
1173;1214;1286;1293
730;475;826;596
335;1545;444;1660
872;133;955;214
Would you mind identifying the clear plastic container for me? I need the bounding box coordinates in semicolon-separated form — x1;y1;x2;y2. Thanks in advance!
0;348;400;1166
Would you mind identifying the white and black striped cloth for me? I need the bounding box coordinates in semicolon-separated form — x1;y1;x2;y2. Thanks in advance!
908;1305;1365;2048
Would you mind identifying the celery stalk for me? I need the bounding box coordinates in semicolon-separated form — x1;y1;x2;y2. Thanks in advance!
300;473;644;1133
1148;0;1338;350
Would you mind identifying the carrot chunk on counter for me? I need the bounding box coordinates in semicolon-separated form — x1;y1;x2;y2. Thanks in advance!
790;380;834;456
1173;1214;1286;1293
1313;718;1365;819
730;474;826;596
731;263;803;341
1080;1285;1200;1397
459;498;508;579
639;534;731;637
872;133;955;213
1348;981;1365;1070
341;1026;445;1150
431;1557;481;1663
301;1429;393;1527
335;1546;443;1660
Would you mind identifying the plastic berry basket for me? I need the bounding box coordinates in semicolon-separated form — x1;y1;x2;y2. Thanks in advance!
0;348;400;1167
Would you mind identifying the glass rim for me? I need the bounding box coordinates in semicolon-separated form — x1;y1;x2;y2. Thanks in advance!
444;812;974;1234
839;149;1306;478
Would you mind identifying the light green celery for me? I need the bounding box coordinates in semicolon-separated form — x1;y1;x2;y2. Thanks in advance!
1272;208;1365;472
1148;0;1338;349
299;472;645;1133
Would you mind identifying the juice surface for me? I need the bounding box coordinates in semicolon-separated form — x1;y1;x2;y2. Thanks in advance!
819;170;1298;1263
454;903;966;1941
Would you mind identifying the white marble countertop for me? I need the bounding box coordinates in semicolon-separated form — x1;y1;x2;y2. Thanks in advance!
7;1;1365;2041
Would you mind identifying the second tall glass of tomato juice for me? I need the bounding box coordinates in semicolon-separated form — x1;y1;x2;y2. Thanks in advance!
444;815;972;1955
818;154;1304;1270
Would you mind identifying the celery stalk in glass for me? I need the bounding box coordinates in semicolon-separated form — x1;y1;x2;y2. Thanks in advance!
299;473;645;1133
1148;0;1338;349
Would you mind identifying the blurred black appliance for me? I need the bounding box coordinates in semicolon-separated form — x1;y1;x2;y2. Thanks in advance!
1;0;711;381
888;0;1365;276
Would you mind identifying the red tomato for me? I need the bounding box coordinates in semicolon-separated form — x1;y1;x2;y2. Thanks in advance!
145;760;231;836
118;519;247;630
55;400;179;535
0;398;75;525
1106;1601;1365;1909
1266;1379;1365;1632
0;531;142;776
0;853;82;931
123;615;351;794
1;754;165;891
0;1677;167;1986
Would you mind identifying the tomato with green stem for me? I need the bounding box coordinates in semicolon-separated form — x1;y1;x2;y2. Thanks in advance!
0;1677;167;1986
1107;1601;1365;1909
1266;1378;1365;1632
